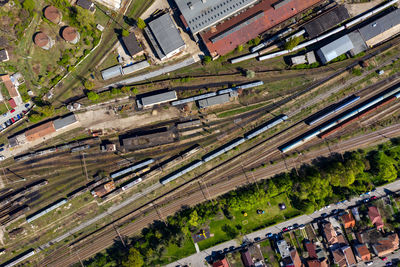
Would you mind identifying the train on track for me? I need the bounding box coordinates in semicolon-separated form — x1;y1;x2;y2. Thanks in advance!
2;249;36;267
279;85;400;153
160;114;288;185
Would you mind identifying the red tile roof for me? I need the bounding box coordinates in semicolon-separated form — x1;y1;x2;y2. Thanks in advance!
373;233;399;257
200;0;323;56
341;212;356;228
342;246;356;266
1;75;18;98
305;242;317;259
25;121;56;141
213;258;229;267
8;98;16;108
368;206;384;230
356;244;371;261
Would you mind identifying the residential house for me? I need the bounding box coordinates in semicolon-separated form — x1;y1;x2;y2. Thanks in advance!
371;233;399;257
323;223;338;246
240;249;254;267
76;0;95;11
368;206;384;230
305;240;328;267
307;259;328;267
305;241;317;259
354;244;371;262
341;212;356;229
277;239;291;258
213;258;229;267
332;246;356;267
121;32;143;58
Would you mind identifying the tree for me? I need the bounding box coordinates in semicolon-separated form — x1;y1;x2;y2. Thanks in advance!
236;45;243;52
122;29;130;37
87;91;99;102
188;210;199;228
84;80;94;90
284;36;300;51
122;248;144;267
245;69;255;79
121;86;130;94
111;88;120;94
222;224;238;239
38;105;55;117
203;56;212;64
136;18;146;30
131;87;138;95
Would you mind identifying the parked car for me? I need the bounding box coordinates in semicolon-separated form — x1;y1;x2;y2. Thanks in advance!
16;114;21;120
10;109;15;113
11;118;15;123
5;121;10;127
254;237;261;242
386;262;392;266
8;119;12;124
370;196;378;200
282;227;289;232
382;257;388;261
25;103;30;108
266;233;273;238
229;246;235;251
0;148;4;152
0;155;4;161
321;213;328;218
2;113;6;117
299;224;305;229
287;226;294;230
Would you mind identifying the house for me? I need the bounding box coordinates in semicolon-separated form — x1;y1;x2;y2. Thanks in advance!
1;74;19;98
341;212;356;229
0;49;9;62
307;259;328;267
197;94;230;108
213;258;229;267
240;249;254;267
277;239;291;259
368;206;384;230
76;0;95;11
332;246;356;267
121;32;143;58
25;121;56;142
289;248;303;267
305;241;317;259
144;13;186;60
371;233;399;257
323;223;338;246
354;244;371;262
136;91;177;109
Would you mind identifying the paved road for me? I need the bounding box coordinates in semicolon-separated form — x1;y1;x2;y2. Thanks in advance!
165;180;400;267
103;56;197;87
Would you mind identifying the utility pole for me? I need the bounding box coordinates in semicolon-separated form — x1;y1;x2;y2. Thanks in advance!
112;222;126;248
81;152;89;181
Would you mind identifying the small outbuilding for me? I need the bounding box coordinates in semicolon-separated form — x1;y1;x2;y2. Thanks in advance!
121;32;143;58
62;26;80;44
76;0;95;11
137;90;178;108
34;32;54;50
197;94;230;108
44;5;62;24
101;65;123;80
0;49;9;62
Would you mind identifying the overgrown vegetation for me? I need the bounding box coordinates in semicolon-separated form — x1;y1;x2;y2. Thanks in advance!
84;139;400;266
284;36;301;51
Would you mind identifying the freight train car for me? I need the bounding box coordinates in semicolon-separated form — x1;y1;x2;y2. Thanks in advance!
110;159;155;179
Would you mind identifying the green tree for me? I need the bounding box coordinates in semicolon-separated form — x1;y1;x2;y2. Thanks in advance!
122;248;144;267
37;105;55;117
131;87;138;95
245;69;255;79
122;29;130;37
136;18;146;29
203;56;212;64
222;224;238;239
87;91;99;102
188;210;199;228
111;88;121;94
84;80;94;90
236;45;243;52
121;86;130;94
284;36;300;51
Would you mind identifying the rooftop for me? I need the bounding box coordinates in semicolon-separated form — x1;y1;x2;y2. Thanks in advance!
0;49;8;62
0;74;18;98
305;241;317;259
139;90;177;108
121;32;143;57
368;206;384;229
355;244;370;259
44;5;62;24
53;114;77;130
175;0;258;34
212;258;229;267
304;5;350;38
372;233;399;256
34;32;50;47
25;121;56;142
101;65;123;80
62;26;78;42
323;223;338;246
341;212;355;228
200;0;322;56
316;34;354;64
146;13;185;59
76;0;94;10
358;9;400;42
240;249;254;267
197;93;230;108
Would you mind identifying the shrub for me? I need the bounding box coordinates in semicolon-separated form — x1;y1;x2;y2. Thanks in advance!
203;56;212;64
284;36;300;51
245;69;255;78
87;91;99;102
131;87;138;95
111;88;120;94
236;45;243;52
136;18;146;29
84;80;94;90
121;29;130;37
352;68;362;76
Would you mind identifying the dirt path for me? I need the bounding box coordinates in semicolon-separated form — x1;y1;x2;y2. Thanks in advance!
345;0;386;17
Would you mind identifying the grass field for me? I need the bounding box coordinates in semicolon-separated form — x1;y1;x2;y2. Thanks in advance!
162;234;196;264
198;193;300;250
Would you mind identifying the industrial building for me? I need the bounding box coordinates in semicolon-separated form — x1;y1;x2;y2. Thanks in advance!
357;8;400;47
144;13;186;60
34;32;54;50
61;26;80;44
25;121;56;142
197;94;230;108
122;128;177;151
122;60;150;75
0;49;9;62
121;32;143;57
101;65;123;80
44;5;62;24
136;90;177;108
76;0;95;11
175;0;258;35
200;0;323;56
304;5;350;38
53;114;78;131
316;35;354;64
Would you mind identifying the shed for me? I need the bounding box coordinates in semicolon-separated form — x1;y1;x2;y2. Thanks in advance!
121;32;143;57
101;65;123;80
122;60;150;75
197;94;230;108
316;34;354;64
53;114;77;130
138;91;177;108
0;49;9;62
76;0;95;11
144;13;186;60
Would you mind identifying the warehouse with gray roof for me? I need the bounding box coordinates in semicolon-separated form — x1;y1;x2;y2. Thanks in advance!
144;13;186;60
53;114;78;130
357;8;400;47
316;34;354;64
137;90;178;108
101;65;123;80
174;0;258;34
197;94;230;108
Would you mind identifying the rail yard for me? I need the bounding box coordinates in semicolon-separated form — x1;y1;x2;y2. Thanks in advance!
1;0;400;266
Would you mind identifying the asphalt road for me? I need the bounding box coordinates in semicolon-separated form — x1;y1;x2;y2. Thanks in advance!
165;179;400;267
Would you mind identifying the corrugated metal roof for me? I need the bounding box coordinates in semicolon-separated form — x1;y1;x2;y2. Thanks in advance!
273;0;293;9
197;94;230;108
175;0;258;34
101;65;123;80
122;60;150;75
304;5;350;38
140;91;177;107
147;13;185;57
121;33;143;57
316;34;354;64
348;31;368;55
358;9;400;41
53;114;77;130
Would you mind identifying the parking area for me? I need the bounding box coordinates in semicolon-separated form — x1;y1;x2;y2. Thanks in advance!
0;102;31;132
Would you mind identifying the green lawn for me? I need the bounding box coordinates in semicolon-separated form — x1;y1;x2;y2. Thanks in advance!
161;235;196;264
198;193;300;250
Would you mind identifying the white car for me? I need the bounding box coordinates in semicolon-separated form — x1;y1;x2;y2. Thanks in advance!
0;155;4;161
366;261;373;266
